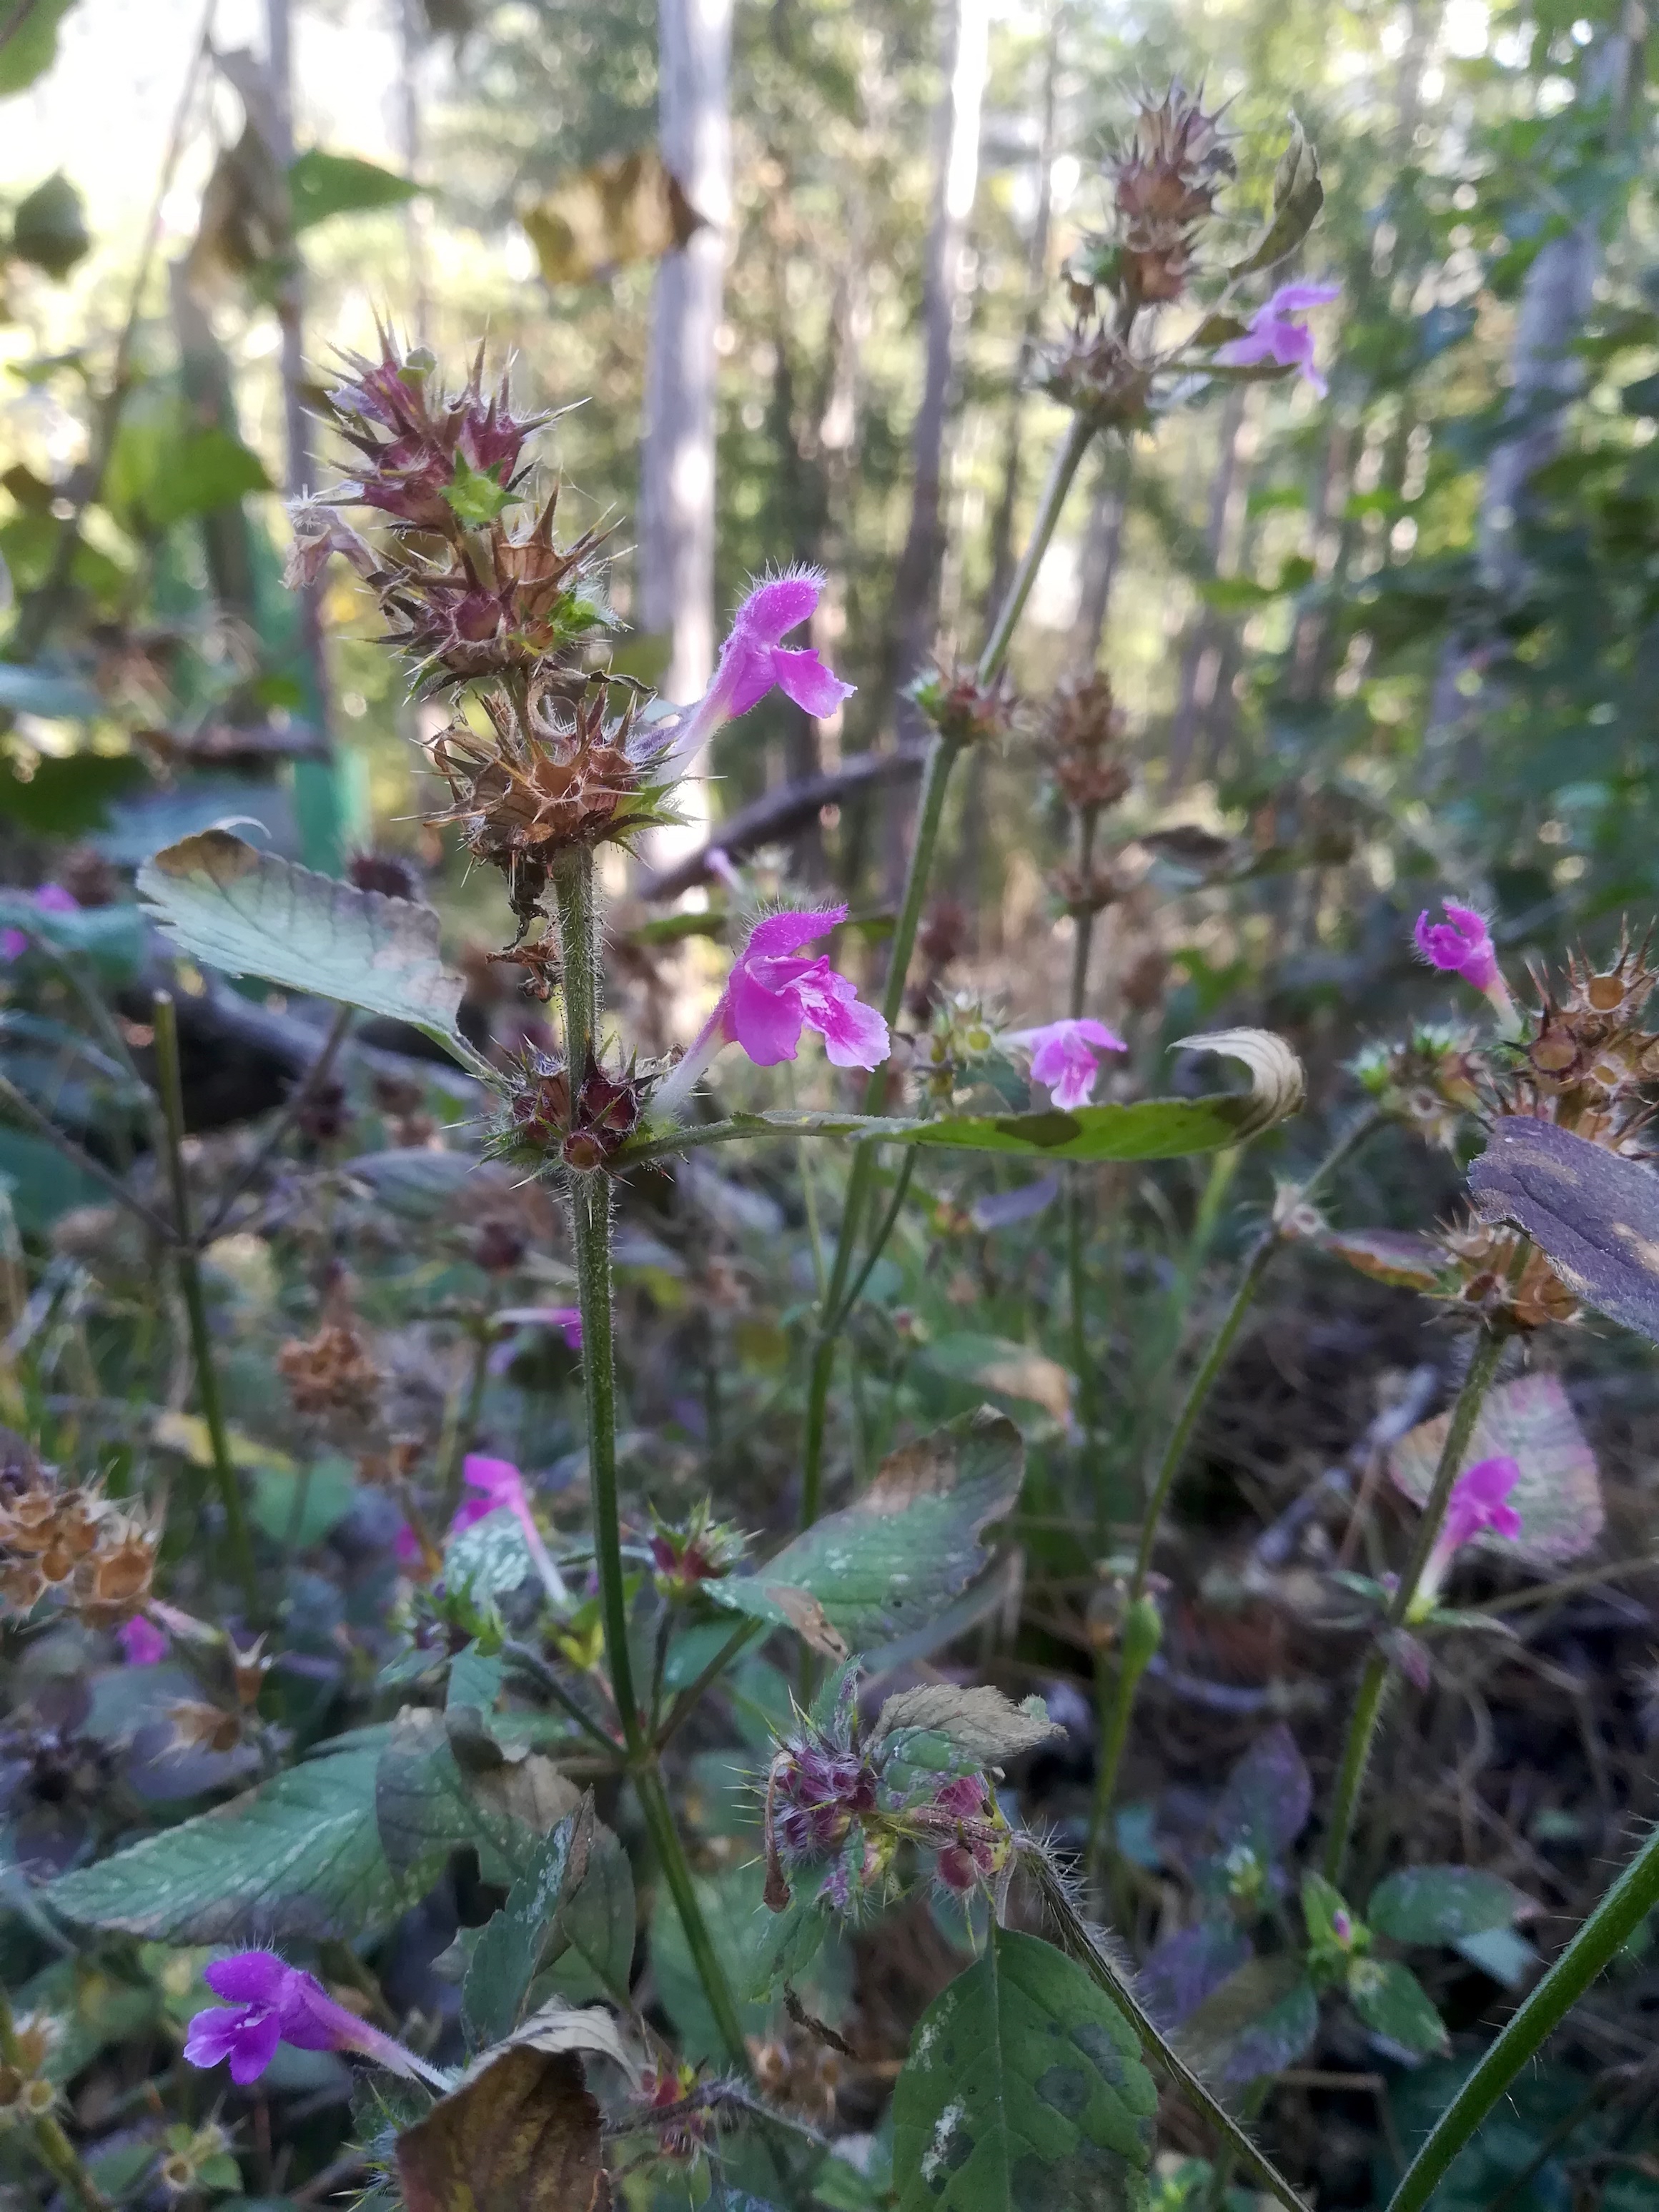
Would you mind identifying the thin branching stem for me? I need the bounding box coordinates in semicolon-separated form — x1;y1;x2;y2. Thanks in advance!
152;991;259;1619
0;1940;107;2208
1088;1107;1385;1864
1322;1319;1509;1887
635;1762;752;2073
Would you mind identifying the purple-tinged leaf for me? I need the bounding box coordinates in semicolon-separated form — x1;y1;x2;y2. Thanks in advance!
970;1175;1059;1230
1178;1957;1319;2088
1214;1724;1312;1861
1468;1117;1659;1341
1379;1627;1432;1692
1390;1374;1603;1569
1136;1919;1252;2030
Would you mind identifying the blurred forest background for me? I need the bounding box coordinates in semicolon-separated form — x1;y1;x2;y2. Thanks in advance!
5;0;1654;1037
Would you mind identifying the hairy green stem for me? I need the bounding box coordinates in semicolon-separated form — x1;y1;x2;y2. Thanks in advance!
635;1762;752;2072
1089;1108;1384;1858
799;411;1099;1525
553;849;641;1756
1;1948;107;2209
1322;1320;1508;1887
1024;1844;1312;2212
152;992;259;1618
1384;1818;1659;2212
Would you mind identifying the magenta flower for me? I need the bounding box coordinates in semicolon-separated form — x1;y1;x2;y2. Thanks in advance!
448;1452;570;1608
1;882;78;963
655;570;854;778
490;1304;583;1352
1216;282;1339;397
1414;900;1499;993
653;905;889;1118
117;1616;167;1667
184;1950;446;2088
1410;1454;1523;1618
1002;1017;1128;1111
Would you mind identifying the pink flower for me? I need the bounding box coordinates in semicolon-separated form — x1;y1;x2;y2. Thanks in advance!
1002;1018;1127;1111
448;1452;569;1608
0;928;25;962
184;1950;445;2088
1414;900;1500;993
1411;1454;1523;1618
1216;282;1340;397
117;1616;167;1667
654;570;854;777
490;1305;583;1352
395;1522;424;1568
653;906;889;1118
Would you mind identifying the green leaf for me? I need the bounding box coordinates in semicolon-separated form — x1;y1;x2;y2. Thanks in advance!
871;1684;1061;1765
920;1333;1074;1424
1390;1374;1603;1570
0;1126;105;1232
713;1407;1024;1658
525;1812;635;2007
288;149;420;231
445;1507;536;1602
0;0;76;94
1228;115;1324;278
46;1742;415;1942
1301;1870;1358;1953
462;1801;593;2049
345;1148;482;1219
0;750;148;832
892;1925;1156;2211
250;1457;357;1548
442;452;515;526
373;1707;579;1893
651;1859;842;2063
1346;1959;1448;2057
10;172;89;277
1368;1866;1527;1947
137;830;478;1071
150;428;271;529
1178;1957;1319;2088
0;893;146;985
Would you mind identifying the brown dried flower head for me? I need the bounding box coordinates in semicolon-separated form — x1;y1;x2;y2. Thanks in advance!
1501;926;1659;1152
166;1700;247;1758
1039;672;1131;813
1435;1217;1578;1331
277;1319;382;1421
0;1439;158;1625
1111;81;1235;305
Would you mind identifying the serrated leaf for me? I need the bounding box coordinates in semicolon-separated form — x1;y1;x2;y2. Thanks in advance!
445;1507;537;1602
713;1407;1024;1658
1135;1919;1252;2031
1178;1957;1319;2088
1469;1117;1659;1343
136;830;477;1071
1214;1724;1312;1863
1347;1958;1447;2057
1368;1866;1527;1946
532;1816;635;2007
892;1925;1156;2211
395;2040;610;2212
375;1707;579;1893
463;1803;593;2050
1390;1374;1603;1569
1228;116;1324;278
46;1742;412;1942
871;1684;1061;1763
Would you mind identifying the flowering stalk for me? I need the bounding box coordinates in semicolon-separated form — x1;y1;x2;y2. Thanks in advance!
1088;1107;1385;1873
152;991;259;1621
1322;1321;1509;1887
799;410;1100;1526
0;1984;105;2212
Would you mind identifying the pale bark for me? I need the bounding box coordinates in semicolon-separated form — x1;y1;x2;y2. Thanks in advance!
883;0;991;891
1070;444;1128;673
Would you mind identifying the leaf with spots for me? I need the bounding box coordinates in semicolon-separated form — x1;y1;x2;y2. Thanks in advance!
713;1408;1024;1658
1467;1116;1659;1341
892;1925;1156;2212
395;2039;610;2212
1390;1372;1603;1569
46;1742;415;1943
136;828;483;1073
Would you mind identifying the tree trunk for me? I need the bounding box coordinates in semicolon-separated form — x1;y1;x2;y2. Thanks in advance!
263;0;344;868
1169;387;1246;788
1071;443;1128;674
640;0;732;714
882;0;990;893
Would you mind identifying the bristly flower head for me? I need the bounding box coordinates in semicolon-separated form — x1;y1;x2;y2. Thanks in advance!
648;1499;746;1600
1111;81;1236;306
652;905;889;1120
655;569;854;779
183;1950;445;2088
1001;1016;1127;1111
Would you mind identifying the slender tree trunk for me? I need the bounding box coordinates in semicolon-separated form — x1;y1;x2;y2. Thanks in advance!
882;0;990;896
397;0;430;344
640;0;733;787
264;0;343;867
1169;387;1244;788
169;259;257;626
